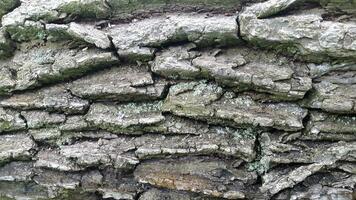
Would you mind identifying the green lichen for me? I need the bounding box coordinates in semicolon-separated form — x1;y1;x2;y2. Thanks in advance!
30;12;62;23
0;121;13;132
0;195;14;200
0;32;15;59
0;47;14;60
6;25;47;42
46;29;74;42
0;0;20;19
87;101;164;134
196;32;241;48
119;50;155;63
232;127;257;140
247;158;269;174
246;141;269;175
58;1;110;20
118;101;163;114
167;81;199;96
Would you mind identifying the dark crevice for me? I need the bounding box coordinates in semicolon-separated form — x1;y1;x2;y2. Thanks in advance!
157;81;171;100
18;112;28;129
107;34;120;61
301;107;311;131
134;190;145;200
235;13;245;43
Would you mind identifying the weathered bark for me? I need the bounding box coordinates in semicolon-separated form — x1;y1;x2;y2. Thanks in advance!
0;0;355;199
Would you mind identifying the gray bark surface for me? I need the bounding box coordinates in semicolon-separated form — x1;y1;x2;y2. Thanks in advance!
0;0;355;199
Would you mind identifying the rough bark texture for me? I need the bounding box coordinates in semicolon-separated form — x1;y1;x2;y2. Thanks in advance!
0;0;355;199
